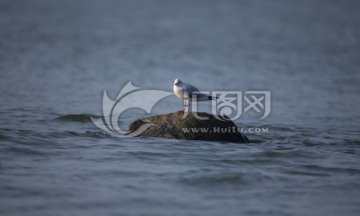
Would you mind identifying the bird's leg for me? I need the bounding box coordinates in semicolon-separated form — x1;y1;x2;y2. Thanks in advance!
179;100;187;113
182;99;192;113
184;99;189;113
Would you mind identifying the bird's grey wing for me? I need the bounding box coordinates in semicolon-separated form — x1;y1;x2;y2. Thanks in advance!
183;83;209;99
182;83;199;97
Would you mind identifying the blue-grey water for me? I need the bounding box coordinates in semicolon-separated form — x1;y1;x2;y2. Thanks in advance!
1;0;360;215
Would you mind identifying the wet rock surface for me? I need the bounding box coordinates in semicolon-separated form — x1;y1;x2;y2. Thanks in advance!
127;112;250;143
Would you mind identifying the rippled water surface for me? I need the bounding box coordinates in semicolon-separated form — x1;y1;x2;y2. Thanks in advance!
1;0;360;215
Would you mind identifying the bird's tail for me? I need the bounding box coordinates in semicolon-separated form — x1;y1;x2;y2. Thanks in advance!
208;96;218;100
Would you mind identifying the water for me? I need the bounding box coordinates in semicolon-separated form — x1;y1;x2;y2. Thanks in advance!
1;0;360;215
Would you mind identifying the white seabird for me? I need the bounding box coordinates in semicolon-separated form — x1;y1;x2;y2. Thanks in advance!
173;78;216;112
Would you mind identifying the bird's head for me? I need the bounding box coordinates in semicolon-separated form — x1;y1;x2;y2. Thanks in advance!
174;78;182;86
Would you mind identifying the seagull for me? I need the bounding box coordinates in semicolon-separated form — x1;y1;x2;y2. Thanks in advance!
173;78;217;112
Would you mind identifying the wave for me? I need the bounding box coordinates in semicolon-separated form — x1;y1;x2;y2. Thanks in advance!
50;131;111;138
56;114;101;122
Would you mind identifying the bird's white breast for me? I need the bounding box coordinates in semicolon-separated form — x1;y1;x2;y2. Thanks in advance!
173;85;186;99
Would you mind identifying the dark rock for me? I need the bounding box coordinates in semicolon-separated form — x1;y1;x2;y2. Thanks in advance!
126;112;250;143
